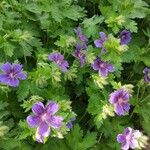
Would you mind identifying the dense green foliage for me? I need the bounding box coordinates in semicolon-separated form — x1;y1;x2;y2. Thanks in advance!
0;0;150;149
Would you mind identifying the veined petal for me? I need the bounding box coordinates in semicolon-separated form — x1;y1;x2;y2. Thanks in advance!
8;78;19;87
12;64;23;74
47;116;63;129
0;74;9;83
115;104;125;116
32;102;45;115
46;101;59;115
27;115;41;128
38;122;50;137
117;134;126;143
16;72;27;80
121;142;130;150
94;39;103;48
0;63;11;73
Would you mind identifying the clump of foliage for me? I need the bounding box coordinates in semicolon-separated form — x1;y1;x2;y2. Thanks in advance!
0;0;150;149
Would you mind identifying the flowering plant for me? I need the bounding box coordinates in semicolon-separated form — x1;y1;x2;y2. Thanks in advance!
0;0;149;150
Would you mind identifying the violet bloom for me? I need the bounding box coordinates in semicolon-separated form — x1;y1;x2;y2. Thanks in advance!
48;53;69;72
74;27;88;42
91;58;114;76
117;127;140;150
143;67;150;83
109;88;130;116
0;63;26;87
119;30;131;45
66;117;76;129
73;44;86;67
27;101;63;143
94;32;107;52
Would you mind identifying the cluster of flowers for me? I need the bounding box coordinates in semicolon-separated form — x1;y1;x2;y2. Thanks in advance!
0;27;149;148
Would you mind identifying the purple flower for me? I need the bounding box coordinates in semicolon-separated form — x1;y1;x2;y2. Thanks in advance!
27;101;63;143
73;44;86;67
91;58;114;76
0;63;27;87
119;30;131;45
143;67;150;82
74;27;88;42
66;117;76;129
48;53;69;72
109;88;130;116
94;32;107;52
117;127;140;150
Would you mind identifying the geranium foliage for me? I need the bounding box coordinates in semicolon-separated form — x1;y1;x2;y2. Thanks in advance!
0;0;150;149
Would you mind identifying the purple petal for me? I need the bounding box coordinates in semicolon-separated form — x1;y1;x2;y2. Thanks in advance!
115;104;125;116
26;115;41;128
109;92;118;104
8;78;19;87
94;39;103;48
47;116;63;129
107;64;114;72
99;32;106;41
91;60;100;71
32;102;45;115
0;74;9;83
121;142;130;150
130;139;139;149
99;68;108;76
12;64;23;74
59;60;69;72
48;53;56;61
38;122;50;137
66;122;73;129
46;101;59;115
16;72;27;80
122;103;130;112
117;134;125;143
0;63;12;73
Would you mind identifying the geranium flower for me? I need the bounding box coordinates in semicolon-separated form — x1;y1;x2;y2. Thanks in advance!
117;127;147;150
27;101;63;143
66;117;76;129
143;67;150;83
109;88;130;116
73;44;86;67
94;32;107;52
48;52;69;72
0;63;27;87
74;27;88;42
119;30;131;45
91;58;114;76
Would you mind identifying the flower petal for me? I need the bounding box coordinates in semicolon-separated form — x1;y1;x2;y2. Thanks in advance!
99;32;106;41
117;134;125;143
47;116;63;129
122;103;130;112
115;104;125;116
0;74;9;83
32;102;45;115
0;63;11;73
38;122;50;137
121;142;130;150
46;101;59;115
94;39;103;48
12;64;23;74
99;68;108;76
130;139;139;149
27;115;41;128
8;78;19;87
59;60;69;72
16;72;27;80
